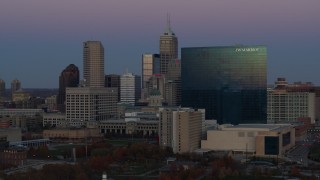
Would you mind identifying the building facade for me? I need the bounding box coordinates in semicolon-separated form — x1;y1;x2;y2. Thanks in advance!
142;53;160;89
120;72;141;105
105;74;121;102
159;107;203;153
181;45;267;124
83;41;104;87
268;89;315;124
57;64;80;112
159;17;178;75
201;124;295;157
66;87;118;127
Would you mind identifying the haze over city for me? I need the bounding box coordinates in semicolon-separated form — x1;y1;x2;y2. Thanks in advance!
0;0;320;88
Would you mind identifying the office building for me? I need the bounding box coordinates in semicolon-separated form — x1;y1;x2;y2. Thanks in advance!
83;41;104;87
165;59;181;106
268;78;316;124
201;124;295;157
159;107;203;153
11;79;21;100
142;53;160;89
159;16;178;75
66;87;118;127
57;64;80;112
120;72;141;105
182;45;267;124
105;74;120;102
0;79;5;99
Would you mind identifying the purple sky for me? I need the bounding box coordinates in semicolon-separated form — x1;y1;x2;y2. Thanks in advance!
0;0;320;88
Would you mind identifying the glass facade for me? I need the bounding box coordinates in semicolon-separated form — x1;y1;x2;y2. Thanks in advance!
265;136;279;155
181;46;267;124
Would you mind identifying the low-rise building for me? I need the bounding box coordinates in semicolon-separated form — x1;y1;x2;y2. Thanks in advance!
201;124;295;157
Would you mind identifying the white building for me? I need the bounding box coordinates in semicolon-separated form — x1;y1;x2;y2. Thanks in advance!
267;89;316;124
66;87;118;127
120;72;141;105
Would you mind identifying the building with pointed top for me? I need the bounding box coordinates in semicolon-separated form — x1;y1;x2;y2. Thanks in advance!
159;15;178;75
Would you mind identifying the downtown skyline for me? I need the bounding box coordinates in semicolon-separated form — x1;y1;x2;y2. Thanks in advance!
0;0;320;88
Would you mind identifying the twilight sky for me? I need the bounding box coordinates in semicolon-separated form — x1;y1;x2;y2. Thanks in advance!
0;0;319;88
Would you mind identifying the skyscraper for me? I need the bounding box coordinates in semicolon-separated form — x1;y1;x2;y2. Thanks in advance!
159;16;178;75
120;72;141;105
57;64;80;112
0;79;5;99
182;45;267;124
11;79;21;100
142;53;160;89
105;74;121;102
83;41;104;87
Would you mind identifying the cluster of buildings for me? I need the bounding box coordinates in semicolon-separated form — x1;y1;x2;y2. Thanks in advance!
1;18;318;166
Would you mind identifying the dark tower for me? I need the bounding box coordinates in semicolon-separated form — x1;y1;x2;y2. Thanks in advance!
57;64;79;112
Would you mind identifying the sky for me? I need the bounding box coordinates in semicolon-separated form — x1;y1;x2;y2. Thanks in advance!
0;0;319;88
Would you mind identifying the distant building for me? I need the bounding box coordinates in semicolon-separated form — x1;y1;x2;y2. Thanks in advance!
182;45;267;124
0;79;5;99
0;147;27;167
83;41;105;87
105;74;120;102
201;124;295;157
165;59;181;106
11;79;21;100
43;113;66;128
45;95;58;112
159;107;204;153
120;72;141;105
43;128;102;142
160;16;178;75
57;64;80;112
66;87;118;127
142;53;160;89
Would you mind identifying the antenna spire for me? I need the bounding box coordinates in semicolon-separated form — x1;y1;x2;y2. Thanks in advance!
166;13;171;32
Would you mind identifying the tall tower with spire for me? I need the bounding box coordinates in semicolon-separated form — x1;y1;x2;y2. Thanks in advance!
159;14;178;75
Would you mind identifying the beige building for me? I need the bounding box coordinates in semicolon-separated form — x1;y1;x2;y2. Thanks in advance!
268;89;316;124
201;124;295;157
12;89;30;102
66;87;118;127
43;128;102;141
159;107;203;154
83;41;105;87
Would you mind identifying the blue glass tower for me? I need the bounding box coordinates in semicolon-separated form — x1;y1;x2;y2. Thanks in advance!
181;46;267;124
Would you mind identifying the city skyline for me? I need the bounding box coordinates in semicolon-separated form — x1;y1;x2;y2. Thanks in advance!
0;0;320;88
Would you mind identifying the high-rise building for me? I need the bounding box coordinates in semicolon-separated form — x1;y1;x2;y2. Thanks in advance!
120;72;141;105
165;59;181;106
105;74;120;102
83;41;104;87
66;87;118;127
159;16;178;75
57;64;80;112
0;79;5;99
159;107;203;153
182;46;267;124
142;53;160;89
11;79;21;100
